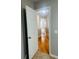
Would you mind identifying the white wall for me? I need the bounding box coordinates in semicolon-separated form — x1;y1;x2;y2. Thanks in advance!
50;0;58;56
21;0;34;8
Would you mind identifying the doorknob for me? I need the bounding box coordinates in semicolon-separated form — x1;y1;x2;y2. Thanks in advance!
28;36;31;39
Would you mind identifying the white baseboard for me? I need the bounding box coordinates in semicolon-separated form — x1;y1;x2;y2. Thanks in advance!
50;54;58;59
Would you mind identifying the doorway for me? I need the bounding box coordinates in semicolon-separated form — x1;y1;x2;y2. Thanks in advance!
37;7;50;54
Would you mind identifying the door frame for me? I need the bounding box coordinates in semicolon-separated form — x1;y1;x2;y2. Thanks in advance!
36;6;52;54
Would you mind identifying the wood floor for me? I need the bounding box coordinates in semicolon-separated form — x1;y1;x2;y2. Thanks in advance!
38;28;49;54
33;29;57;59
32;51;57;59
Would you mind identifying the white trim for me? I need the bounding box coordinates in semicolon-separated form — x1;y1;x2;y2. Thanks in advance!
50;53;58;59
36;6;51;12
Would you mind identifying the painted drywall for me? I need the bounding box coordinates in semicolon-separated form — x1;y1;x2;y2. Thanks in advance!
34;0;50;9
21;0;34;8
21;8;27;59
50;0;58;56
